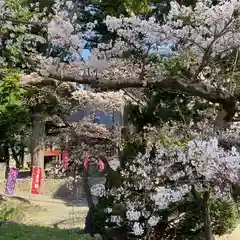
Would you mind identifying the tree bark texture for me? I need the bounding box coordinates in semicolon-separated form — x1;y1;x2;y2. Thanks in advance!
83;158;95;236
214;100;236;129
31;111;45;171
203;191;214;240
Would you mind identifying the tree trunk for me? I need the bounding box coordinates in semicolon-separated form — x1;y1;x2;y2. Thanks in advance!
31;111;45;171
82;152;95;236
10;143;20;169
120;104;130;168
4;144;10;179
19;138;25;168
214;100;236;129
203;191;214;240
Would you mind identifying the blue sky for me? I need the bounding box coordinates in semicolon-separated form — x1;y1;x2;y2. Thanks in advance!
82;49;91;60
82;44;172;61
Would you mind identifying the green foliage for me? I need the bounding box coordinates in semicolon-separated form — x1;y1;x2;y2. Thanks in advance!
124;0;150;14
93;198;127;239
128;90;209;133
0;69;23;113
211;199;239;236
0;0;47;70
159;198;239;239
92;0;201;18
127;58;211;133
0;69;22;109
93;198;112;234
0;223;96;240
0;69;30;163
97;0;150;16
0;201;25;222
77;234;97;240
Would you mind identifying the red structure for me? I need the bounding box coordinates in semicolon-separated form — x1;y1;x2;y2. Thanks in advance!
44;149;61;158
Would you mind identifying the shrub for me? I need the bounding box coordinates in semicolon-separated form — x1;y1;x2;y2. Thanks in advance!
211;199;239;236
92;137;240;239
0;200;25;222
173;198;239;239
78;234;98;240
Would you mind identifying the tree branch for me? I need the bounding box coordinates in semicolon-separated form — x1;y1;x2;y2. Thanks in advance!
0;16;42;26
21;72;233;105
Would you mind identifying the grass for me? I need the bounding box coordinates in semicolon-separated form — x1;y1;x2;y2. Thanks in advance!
0;198;44;223
0;223;95;240
0;199;95;239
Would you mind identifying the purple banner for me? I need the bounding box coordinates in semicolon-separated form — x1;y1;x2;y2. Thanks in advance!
5;168;19;195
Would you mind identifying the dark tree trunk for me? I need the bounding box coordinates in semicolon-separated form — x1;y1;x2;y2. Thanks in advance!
214;100;236;129
10;143;20;169
83;161;95;236
19;140;25;168
203;191;214;240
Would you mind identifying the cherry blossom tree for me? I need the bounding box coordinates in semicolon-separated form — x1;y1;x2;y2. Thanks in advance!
4;0;235;137
91;135;240;239
3;0;240;238
0;0;125;170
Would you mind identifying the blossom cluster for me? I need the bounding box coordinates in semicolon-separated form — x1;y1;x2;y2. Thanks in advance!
90;183;105;198
105;0;240;63
108;158;121;171
10;0;240;127
91;137;240;236
71;89;126;113
4;0;240;99
102;0;240;92
34;0;240;114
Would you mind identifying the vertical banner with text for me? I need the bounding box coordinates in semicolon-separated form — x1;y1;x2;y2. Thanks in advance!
62;151;69;170
99;159;105;172
31;167;42;195
5;168;19;195
83;152;89;169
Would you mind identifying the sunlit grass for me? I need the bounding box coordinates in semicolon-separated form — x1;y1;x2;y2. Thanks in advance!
0;223;94;240
0;198;46;223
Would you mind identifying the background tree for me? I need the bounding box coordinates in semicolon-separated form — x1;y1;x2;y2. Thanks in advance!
0;69;30;175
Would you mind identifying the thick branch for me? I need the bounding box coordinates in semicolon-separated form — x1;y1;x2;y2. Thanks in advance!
21;72;233;104
0;16;41;26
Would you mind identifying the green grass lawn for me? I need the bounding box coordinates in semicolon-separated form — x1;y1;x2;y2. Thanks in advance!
0;223;94;240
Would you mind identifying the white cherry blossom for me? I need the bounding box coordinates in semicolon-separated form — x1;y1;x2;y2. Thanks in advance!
92;136;240;237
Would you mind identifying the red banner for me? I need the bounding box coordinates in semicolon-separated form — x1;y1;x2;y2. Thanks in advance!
31;167;43;195
99;159;105;172
62;151;69;170
84;152;89;169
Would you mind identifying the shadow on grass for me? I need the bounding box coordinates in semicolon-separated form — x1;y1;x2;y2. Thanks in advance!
0;222;88;240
